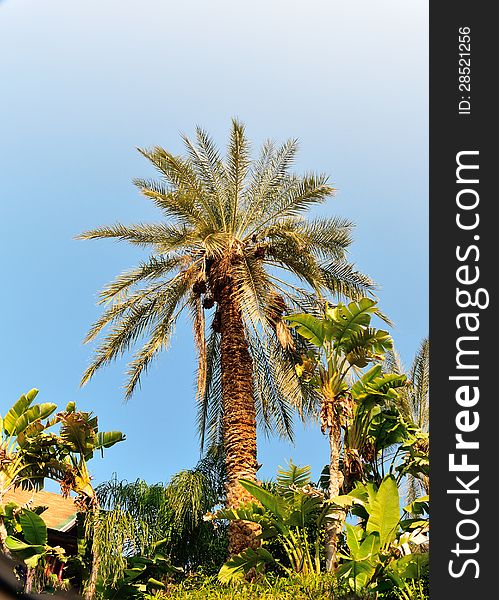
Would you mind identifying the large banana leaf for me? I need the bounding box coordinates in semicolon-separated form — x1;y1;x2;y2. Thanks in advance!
4;537;44;555
336;557;376;591
217;502;267;525
345;523;362;558
4;536;45;569
218;547;274;583
344;525;380;562
58;411;98;455
239;478;288;518
368;409;410;449
357;532;380;561
404;495;429;516
217;502;281;539
342;328;393;365
388;553;429;580
351;367;406;401
3;390;38;435
13;403;57;436
327;298;377;343
283;313;332;347
19;509;48;546
96;430;126;449
365;476;400;547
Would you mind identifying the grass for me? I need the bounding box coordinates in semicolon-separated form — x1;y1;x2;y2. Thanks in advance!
159;574;343;599
155;574;427;600
153;572;429;599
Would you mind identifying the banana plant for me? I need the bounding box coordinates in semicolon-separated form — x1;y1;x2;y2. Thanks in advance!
217;462;327;582
1;389;125;598
3;504;68;593
55;403;125;510
332;475;429;597
344;365;410;488
1;391;125;512
52;404;125;600
285;298;405;571
0;389;60;552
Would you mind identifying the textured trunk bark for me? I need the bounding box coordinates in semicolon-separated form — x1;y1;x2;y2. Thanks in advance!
0;491;11;558
0;518;9;556
219;286;259;556
324;419;344;572
85;507;100;600
25;567;34;593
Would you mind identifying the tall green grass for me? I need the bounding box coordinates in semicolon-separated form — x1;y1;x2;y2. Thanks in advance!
156;573;428;599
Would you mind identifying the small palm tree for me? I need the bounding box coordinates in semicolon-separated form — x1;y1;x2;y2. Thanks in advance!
78;119;372;553
385;338;429;501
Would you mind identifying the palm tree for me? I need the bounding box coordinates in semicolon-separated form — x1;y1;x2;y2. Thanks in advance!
383;338;429;500
77;119;373;554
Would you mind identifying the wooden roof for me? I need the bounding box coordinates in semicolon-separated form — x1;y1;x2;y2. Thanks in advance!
4;489;78;532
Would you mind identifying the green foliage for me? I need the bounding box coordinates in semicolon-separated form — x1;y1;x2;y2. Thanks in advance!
0;389;61;499
1;388;124;596
218;547;275;584
92;449;228;594
0;390;125;508
217;461;328;582
365;476;400;547
154;572;427;599
286;299;403;435
96;539;183;599
3;503;69;593
333;476;429;597
382;339;429;503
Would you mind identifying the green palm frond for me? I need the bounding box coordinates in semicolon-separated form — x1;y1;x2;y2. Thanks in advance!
197;330;223;451
181;128;228;230
76;222;194;249
265;241;323;292
84;281;170;344
133;176;208;229
97;254;187;304
383;338;429;432
82;275;192;391
248;173;335;235
136;147;217;228
226;118;251;231
232;252;273;330
238;138;299;236
409;338;429;431
248;332;295;441
319;260;375;300
295;216;354;260
124;313;177;400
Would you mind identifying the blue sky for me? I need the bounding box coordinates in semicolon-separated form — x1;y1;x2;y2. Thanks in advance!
0;0;428;488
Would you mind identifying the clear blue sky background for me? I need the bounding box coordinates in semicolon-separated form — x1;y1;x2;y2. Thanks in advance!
0;0;428;488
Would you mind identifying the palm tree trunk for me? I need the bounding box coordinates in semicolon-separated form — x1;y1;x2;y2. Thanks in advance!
325;419;344;572
0;491;11;558
0;518;9;556
219;287;259;556
85;507;100;600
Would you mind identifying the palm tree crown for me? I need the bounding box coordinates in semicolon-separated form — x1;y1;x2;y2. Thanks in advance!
78;119;372;445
